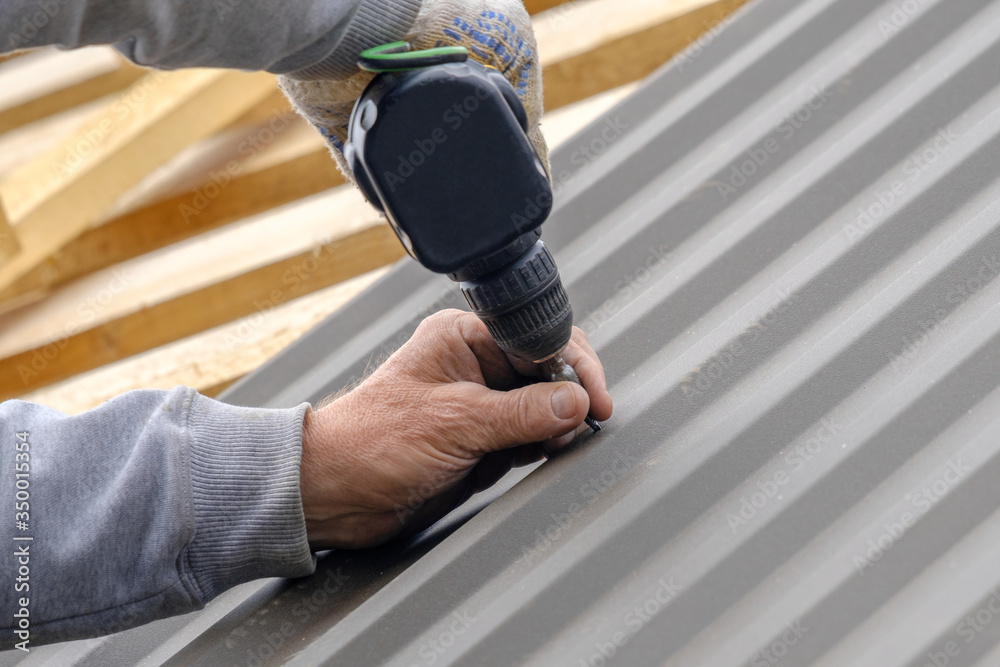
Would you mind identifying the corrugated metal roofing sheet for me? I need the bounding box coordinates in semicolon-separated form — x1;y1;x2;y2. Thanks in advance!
9;0;1000;663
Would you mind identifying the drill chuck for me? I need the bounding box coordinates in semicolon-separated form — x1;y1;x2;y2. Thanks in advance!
460;240;573;364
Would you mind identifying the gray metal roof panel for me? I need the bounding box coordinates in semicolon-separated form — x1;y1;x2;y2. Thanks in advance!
8;0;1000;663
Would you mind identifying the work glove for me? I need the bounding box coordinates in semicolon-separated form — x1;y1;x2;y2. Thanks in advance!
278;0;549;185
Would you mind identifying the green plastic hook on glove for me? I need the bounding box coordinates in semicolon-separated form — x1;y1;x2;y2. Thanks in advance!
357;41;470;72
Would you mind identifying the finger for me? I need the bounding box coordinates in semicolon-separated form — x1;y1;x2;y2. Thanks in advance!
543;422;592;455
444;312;612;421
559;339;614;422
571;327;598;359
464;381;590;455
451;310;534;390
567;329;607;390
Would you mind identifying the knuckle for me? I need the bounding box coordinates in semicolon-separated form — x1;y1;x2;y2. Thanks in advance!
418;310;458;336
451;309;480;330
424;310;450;327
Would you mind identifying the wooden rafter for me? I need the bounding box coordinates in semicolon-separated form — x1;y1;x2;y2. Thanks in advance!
537;0;751;109
0;186;401;399
0;68;277;294
0;48;146;135
0;124;341;304
20;269;388;414
0;201;19;262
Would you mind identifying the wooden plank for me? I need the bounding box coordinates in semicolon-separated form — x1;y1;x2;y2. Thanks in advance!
0;97;110;183
525;0;578;13
0;221;401;400
0;186;403;399
0;118;340;305
537;0;750;109
0;52;28;65
19;269;388;414
539;81;638;148
0;47;145;135
230;88;294;127
0;141;341;304
0;201;19;262
0;68;278;294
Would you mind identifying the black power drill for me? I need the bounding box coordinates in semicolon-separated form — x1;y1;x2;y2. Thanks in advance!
345;42;599;432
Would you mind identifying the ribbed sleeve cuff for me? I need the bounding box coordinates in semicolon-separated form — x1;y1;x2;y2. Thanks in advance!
182;392;316;601
287;0;423;80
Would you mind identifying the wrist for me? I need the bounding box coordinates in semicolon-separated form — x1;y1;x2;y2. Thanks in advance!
300;405;348;546
300;401;391;549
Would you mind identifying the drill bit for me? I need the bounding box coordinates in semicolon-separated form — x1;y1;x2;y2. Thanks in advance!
540;355;602;432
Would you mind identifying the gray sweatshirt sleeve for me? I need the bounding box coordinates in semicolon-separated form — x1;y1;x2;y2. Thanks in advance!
0;387;316;648
1;0;422;79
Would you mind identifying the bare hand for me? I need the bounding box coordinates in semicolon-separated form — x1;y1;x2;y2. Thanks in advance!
298;309;613;549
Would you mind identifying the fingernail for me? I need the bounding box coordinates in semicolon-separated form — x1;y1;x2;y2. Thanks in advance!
551;385;577;420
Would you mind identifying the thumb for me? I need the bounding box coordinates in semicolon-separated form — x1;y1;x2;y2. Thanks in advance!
471;382;590;454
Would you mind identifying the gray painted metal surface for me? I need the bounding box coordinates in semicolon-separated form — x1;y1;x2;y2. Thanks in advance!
8;0;1000;663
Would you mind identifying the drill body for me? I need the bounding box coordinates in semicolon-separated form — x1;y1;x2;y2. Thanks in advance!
345;45;597;429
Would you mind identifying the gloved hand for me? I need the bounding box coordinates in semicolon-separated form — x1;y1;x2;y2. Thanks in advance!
278;0;549;184
298;310;613;549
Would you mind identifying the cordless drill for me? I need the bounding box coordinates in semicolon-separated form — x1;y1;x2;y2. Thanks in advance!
345;42;599;432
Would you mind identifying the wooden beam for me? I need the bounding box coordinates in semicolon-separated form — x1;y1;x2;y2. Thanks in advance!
540;81;638;148
0;98;110;186
18;269;388;414
0;201;19;262
0;81;637;304
0;68;278;294
0;51;28;65
0;127;341;305
0;47;145;135
230;88;294;127
537;0;750;109
0;186;403;399
3;148;341;300
524;0;577;13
